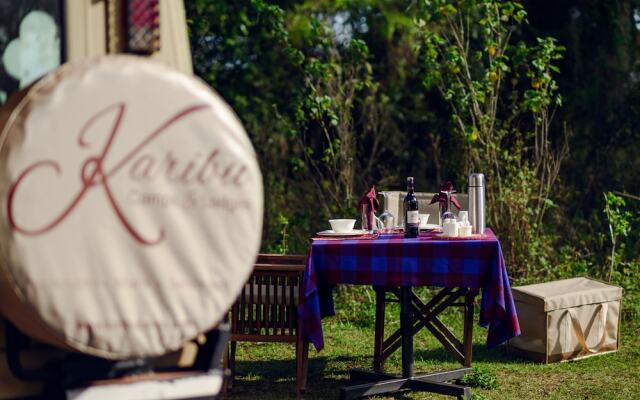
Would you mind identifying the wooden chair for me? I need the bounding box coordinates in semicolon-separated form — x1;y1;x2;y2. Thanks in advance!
224;254;309;398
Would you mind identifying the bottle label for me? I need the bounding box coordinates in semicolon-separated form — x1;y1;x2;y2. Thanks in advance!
407;210;419;224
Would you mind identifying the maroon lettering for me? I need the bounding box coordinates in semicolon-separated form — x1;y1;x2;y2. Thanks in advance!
232;165;247;186
178;153;202;184
129;154;156;180
7;102;217;245
163;152;180;182
196;149;221;183
126;149;247;186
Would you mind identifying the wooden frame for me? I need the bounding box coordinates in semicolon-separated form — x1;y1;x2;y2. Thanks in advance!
373;287;478;371
339;286;479;400
224;254;309;398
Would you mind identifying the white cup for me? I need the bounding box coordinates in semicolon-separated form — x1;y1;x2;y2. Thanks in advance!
329;219;356;233
443;218;458;237
458;225;472;237
458;211;469;223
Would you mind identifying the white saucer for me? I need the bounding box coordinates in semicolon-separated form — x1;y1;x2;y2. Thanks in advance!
435;233;482;240
316;229;368;237
420;224;441;231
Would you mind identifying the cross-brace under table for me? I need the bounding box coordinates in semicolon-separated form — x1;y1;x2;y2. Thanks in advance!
339;286;479;400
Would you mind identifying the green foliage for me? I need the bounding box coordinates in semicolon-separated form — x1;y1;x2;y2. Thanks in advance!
291;19;385;214
187;0;448;253
604;192;632;240
613;260;640;320
266;213;290;254
186;0;318;253
186;2;640;321
603;192;632;282
460;366;499;390
415;0;568;274
601;192;639;319
333;286;378;327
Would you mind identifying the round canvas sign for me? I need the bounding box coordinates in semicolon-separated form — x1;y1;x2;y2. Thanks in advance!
0;56;263;358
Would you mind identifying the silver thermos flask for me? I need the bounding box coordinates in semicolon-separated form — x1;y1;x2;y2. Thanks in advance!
468;173;485;234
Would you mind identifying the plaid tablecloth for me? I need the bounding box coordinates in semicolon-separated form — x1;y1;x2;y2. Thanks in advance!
298;228;520;351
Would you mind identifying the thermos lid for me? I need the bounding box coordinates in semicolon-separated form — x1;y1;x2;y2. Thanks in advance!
469;173;485;187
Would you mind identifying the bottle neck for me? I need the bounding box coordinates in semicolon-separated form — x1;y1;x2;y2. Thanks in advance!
407;177;415;194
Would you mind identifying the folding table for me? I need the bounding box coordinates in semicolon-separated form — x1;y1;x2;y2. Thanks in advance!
298;228;520;399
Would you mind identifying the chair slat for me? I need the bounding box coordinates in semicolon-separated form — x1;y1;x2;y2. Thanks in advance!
280;275;286;335
271;277;278;336
257;275;263;334
231;302;238;333
265;274;271;335
289;276;295;333
249;276;255;333
239;282;246;334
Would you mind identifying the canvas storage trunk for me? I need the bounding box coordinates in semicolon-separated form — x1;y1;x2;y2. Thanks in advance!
508;277;622;363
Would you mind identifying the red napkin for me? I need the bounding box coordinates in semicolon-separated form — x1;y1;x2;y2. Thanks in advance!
429;181;462;210
358;186;380;230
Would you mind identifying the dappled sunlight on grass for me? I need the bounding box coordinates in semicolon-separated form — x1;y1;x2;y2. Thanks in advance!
226;289;640;399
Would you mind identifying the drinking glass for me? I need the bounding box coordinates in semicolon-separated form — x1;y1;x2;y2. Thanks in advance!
378;191;395;233
440;191;455;224
458;211;469;224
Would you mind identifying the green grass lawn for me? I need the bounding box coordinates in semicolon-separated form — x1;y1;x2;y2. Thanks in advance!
225;287;640;399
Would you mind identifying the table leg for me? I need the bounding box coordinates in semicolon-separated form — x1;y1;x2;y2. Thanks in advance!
400;286;413;378
373;287;386;372
339;286;475;400
463;289;478;367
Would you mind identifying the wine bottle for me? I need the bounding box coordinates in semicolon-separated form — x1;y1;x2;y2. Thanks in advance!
404;177;419;238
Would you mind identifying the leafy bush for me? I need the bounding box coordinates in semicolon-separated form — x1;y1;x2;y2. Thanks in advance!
460;366;498;390
415;0;568;276
185;2;640;322
602;192;639;320
186;1;427;253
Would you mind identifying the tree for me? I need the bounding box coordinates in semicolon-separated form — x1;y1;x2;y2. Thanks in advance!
416;0;568;274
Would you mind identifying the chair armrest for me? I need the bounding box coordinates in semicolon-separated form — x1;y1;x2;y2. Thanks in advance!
253;263;305;273
256;254;306;264
253;254;306;274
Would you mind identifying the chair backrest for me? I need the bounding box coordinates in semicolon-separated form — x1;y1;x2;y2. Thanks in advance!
229;254;306;339
383;191;469;226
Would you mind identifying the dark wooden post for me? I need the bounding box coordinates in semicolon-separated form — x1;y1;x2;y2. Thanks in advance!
399;287;413;378
463;289;478;367
373;287;386;372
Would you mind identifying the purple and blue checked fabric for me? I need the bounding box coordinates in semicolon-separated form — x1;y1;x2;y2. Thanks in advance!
298;228;521;351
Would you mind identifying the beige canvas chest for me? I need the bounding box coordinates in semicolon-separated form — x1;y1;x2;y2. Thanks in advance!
508;278;622;363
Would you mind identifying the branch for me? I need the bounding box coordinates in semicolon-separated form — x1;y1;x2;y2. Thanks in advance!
613;191;640;202
445;15;484;121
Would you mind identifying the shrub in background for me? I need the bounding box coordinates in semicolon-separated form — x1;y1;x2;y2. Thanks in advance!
416;0;568;276
186;1;640;317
